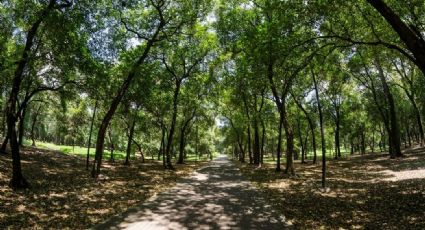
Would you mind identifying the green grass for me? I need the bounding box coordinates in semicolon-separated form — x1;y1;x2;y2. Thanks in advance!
25;140;127;159
24;140;218;162
259;146;380;165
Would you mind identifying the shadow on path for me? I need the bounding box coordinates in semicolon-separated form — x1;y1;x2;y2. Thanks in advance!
94;155;289;230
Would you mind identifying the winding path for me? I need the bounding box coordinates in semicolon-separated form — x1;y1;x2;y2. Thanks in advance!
94;155;288;230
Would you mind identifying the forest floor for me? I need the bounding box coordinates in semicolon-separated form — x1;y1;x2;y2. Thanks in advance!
237;146;425;229
93;155;287;230
0;146;206;229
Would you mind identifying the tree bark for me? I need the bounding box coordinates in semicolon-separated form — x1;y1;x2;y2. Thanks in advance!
18;106;27;147
86;100;98;170
313;70;326;188
124;119;136;165
164;80;182;170
6;0;57;189
375;58;402;158
291;94;317;164
177;127;186;164
30;105;42;147
335;109;341;158
0;134;9;154
260;119;266;165
92;17;164;177
282;104;295;175
108;128;115;162
367;0;425;74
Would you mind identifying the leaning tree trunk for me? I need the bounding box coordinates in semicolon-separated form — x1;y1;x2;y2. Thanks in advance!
92;23;162;177
367;0;425;74
6;0;56;189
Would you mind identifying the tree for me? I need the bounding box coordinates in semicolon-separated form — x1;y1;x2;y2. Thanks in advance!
5;0;73;189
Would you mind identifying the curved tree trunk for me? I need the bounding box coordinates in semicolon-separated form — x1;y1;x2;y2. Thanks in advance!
6;0;57;189
92;21;163;177
367;0;425;74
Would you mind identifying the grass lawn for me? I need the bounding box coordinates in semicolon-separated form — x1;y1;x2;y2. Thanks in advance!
25;140;217;162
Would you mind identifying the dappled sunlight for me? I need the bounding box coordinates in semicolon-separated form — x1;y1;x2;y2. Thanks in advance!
382;169;425;181
0;146;204;228
94;156;289;229
237;147;425;229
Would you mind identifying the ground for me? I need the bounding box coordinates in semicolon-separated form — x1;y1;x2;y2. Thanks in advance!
0;146;205;229
237;147;425;229
1;146;425;229
94;155;287;230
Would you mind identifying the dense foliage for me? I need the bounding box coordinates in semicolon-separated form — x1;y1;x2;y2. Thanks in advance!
1;0;424;195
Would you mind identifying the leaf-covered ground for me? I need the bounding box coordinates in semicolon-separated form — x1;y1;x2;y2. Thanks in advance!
237;147;425;229
0;147;206;229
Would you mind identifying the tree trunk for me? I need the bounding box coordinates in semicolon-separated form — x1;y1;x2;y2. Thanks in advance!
92;26;161;178
177;127;186;164
376;58;402;158
292;94;317;163
18;106;27;147
159;126;165;161
30;105;42;147
276;114;283;172
0;134;8;154
247;126;253;164
282;104;295;175
367;0;425;74
297;116;306;163
260;119;266;165
253;120;261;165
108;128;114;162
335;109;341;158
313;70;326;189
6;0;56;189
410;98;424;145
124;119;136;165
164;80;182;170
86;100;98;170
161;126;166;167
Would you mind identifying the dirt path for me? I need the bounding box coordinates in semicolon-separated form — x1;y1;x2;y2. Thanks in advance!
94;155;288;230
